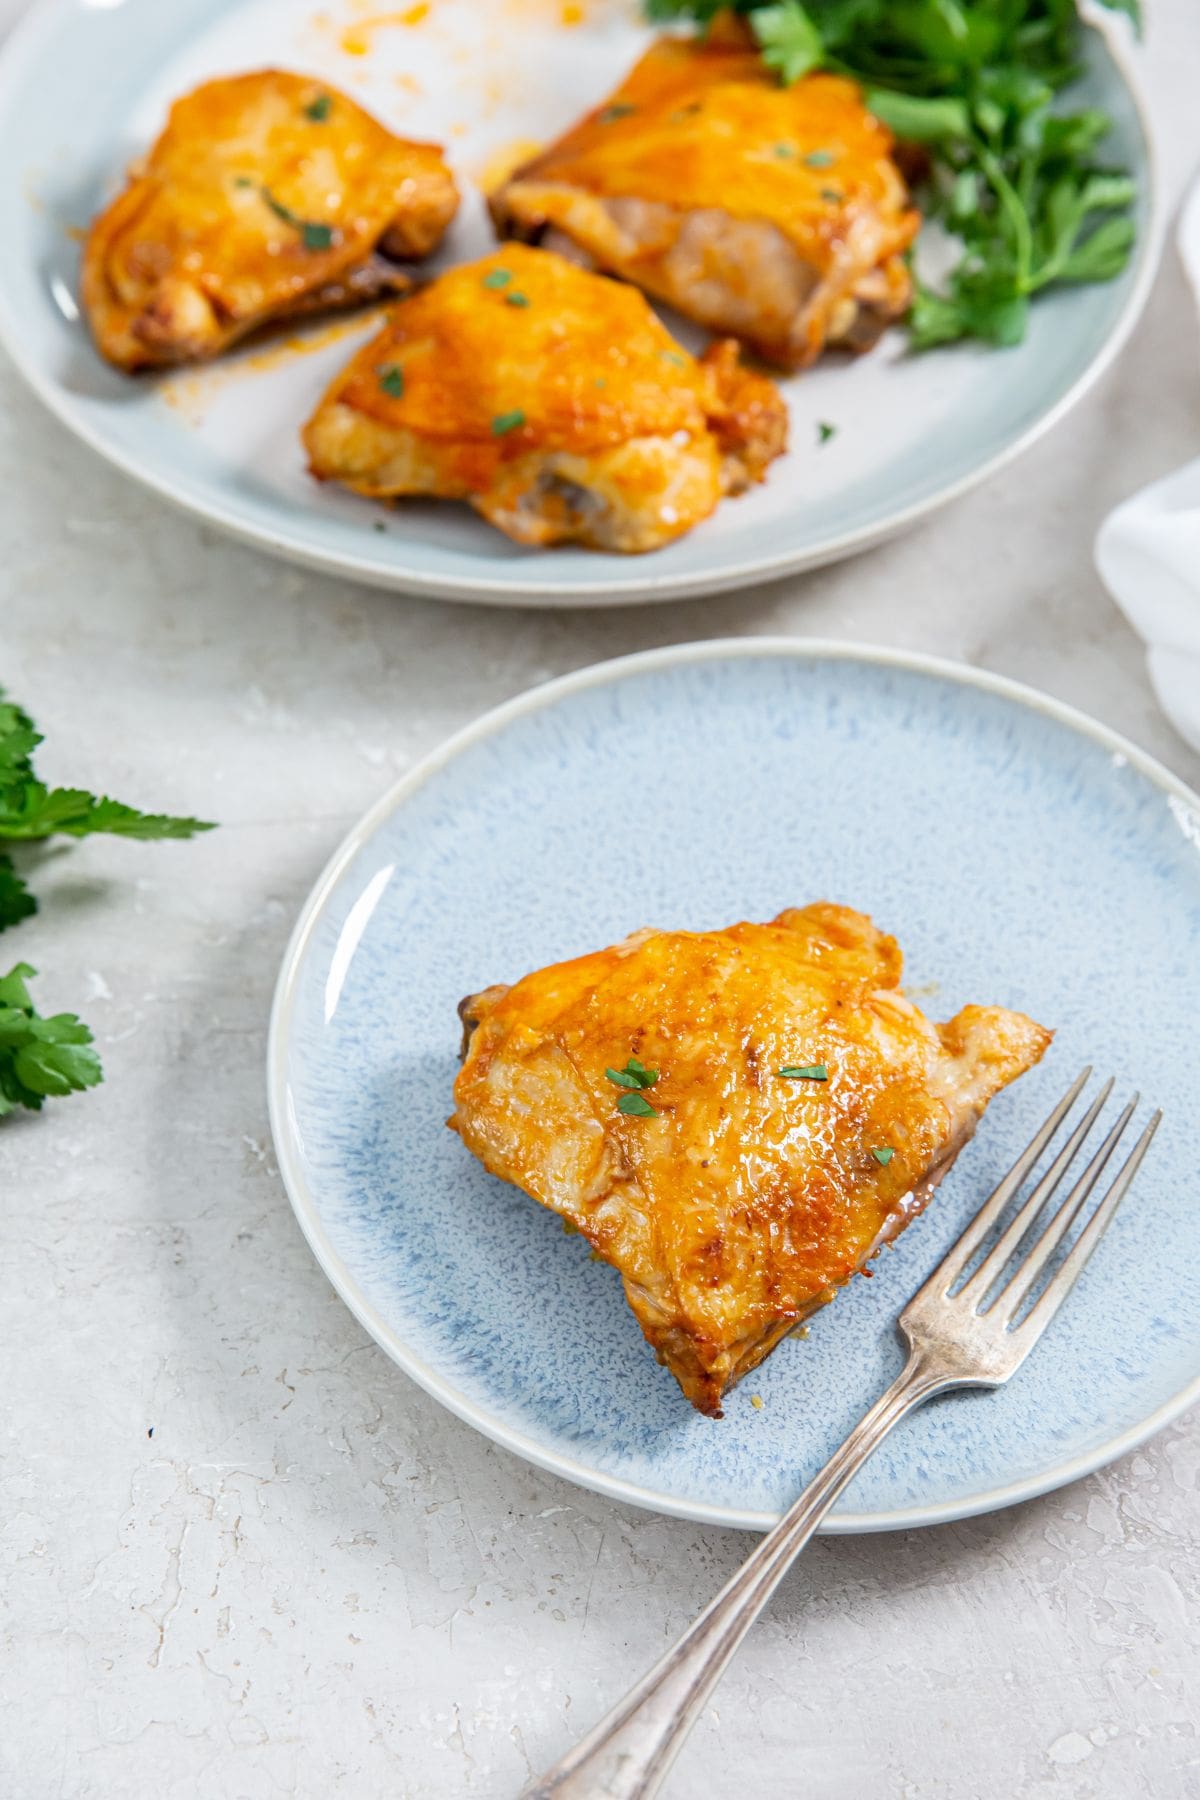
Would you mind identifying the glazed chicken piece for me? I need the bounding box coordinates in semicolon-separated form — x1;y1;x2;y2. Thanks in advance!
490;26;919;369
452;904;1051;1415
303;244;787;552
83;70;458;371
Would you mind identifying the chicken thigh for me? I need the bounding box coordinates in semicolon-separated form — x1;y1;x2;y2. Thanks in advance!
303;244;787;552
452;904;1051;1415
490;26;919;369
83;70;458;371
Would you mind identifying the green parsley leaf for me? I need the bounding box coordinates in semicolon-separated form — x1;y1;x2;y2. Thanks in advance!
234;176;254;188
482;268;513;289
820;186;844;203
0;963;102;1116
660;349;688;367
0;688;215;843
505;291;531;308
606;1057;660;1091
774;142;797;159
803;149;835;168
0;854;35;932
872;1146;895;1167
751;2;823;85
866;90;972;144
599;103;637;123
817;420;836;444
0;788;213;842
261;188;335;252
0;697;41;778
304;93;333;121
617;1090;658;1118
491;410;527;436
378;364;405;398
777;1063;829;1081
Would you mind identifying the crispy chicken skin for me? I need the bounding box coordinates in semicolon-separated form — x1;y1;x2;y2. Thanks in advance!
451;905;1051;1415
490;25;919;369
303;244;787;552
82;70;459;371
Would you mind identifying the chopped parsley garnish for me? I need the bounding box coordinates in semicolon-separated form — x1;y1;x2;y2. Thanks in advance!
304;93;333;121
505;291;531;308
372;519;387;532
872;1146;895;1167
606;1057;659;1091
377;364;405;397
660;349;687;367
803;149;835;168
777;1064;828;1081
817;420;837;444
234;175;254;188
261;188;335;251
774;142;797;159
599;103;637;123
482;268;513;289
491;410;526;436
617;1090;658;1118
820;186;844;204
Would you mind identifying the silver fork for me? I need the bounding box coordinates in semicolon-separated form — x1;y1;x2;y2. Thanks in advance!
521;1071;1161;1800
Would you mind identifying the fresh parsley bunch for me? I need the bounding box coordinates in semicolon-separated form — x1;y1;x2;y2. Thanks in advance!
0;690;215;1116
643;0;1141;347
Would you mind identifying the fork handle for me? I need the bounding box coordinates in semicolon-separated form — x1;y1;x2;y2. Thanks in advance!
520;1351;951;1800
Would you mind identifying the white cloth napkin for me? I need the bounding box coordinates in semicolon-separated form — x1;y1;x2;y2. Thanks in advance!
1096;177;1200;752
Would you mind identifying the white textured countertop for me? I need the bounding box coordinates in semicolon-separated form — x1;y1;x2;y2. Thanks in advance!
4;7;1200;1797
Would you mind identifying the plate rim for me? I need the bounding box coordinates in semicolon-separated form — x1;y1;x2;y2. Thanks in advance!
267;635;1200;1533
0;0;1165;609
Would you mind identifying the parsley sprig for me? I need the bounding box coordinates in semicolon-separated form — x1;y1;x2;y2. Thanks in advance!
643;0;1140;348
0;692;215;1116
0;695;213;865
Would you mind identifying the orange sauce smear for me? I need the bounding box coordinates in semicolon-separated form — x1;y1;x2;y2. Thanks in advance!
340;4;431;54
160;311;386;423
475;136;545;194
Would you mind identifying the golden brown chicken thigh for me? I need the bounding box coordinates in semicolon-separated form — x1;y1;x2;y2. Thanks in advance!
452;904;1050;1415
83;70;458;371
303;244;787;552
490;27;919;369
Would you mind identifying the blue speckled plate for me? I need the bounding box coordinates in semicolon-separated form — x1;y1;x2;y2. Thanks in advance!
268;642;1200;1531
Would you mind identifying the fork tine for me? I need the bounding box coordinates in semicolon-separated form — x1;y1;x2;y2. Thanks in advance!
959;1078;1117;1307
1012;1111;1162;1347
989;1094;1137;1322
931;1068;1091;1290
